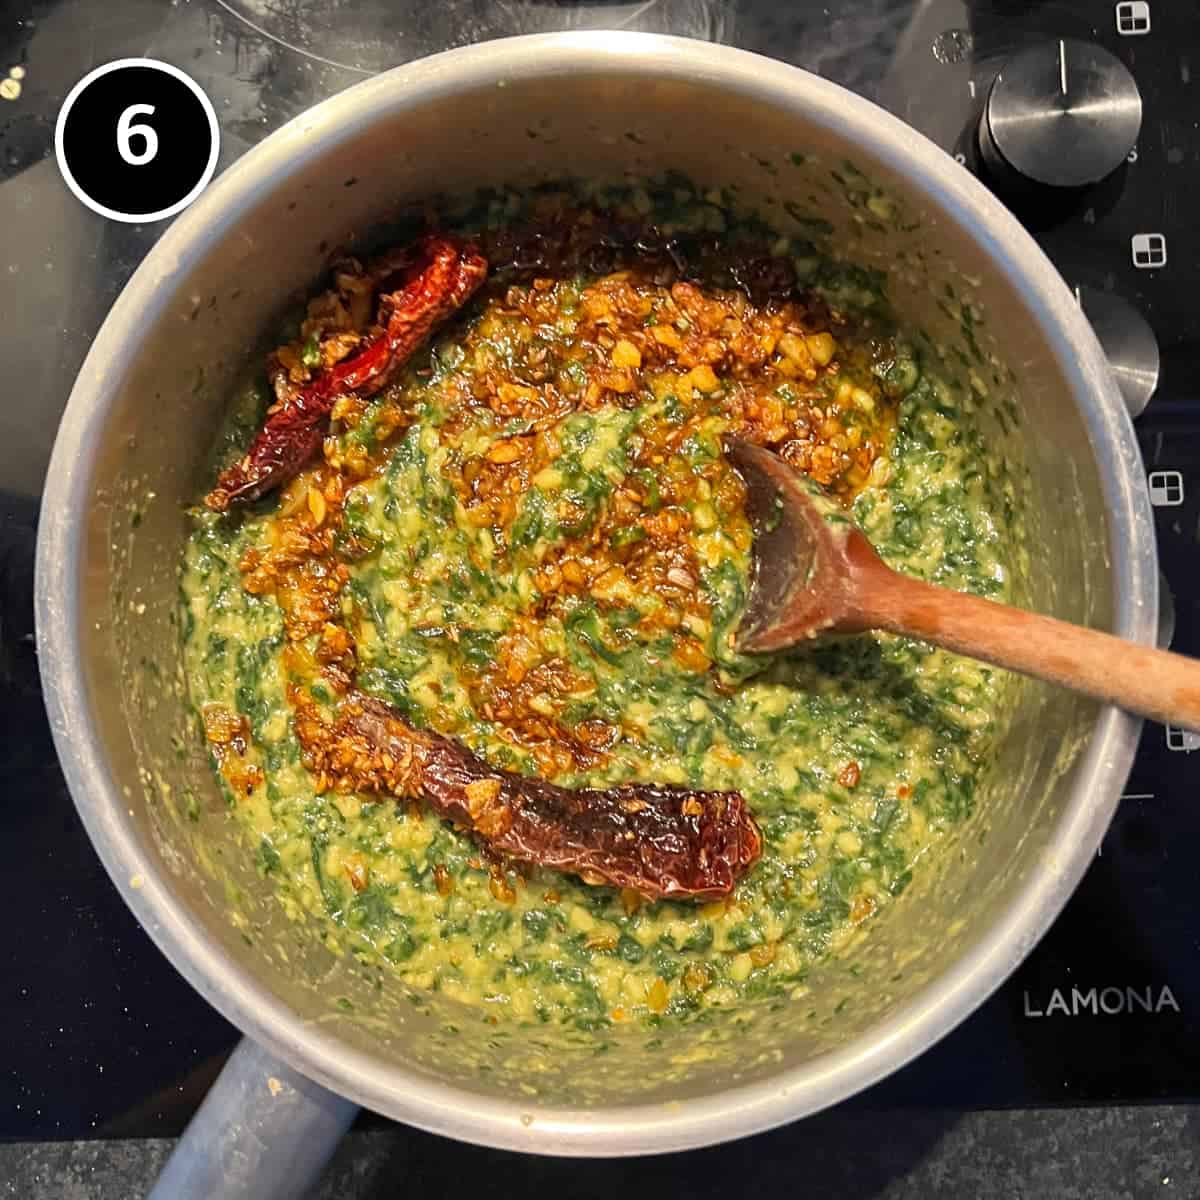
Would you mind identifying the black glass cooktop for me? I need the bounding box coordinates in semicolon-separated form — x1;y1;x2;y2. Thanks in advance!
2;0;1198;1139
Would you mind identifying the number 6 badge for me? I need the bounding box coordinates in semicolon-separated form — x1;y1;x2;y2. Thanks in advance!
55;58;219;224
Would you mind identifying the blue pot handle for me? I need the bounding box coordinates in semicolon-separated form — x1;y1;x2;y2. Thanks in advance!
147;1037;359;1199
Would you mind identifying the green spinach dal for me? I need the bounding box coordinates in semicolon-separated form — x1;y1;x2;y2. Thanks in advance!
181;182;1015;1030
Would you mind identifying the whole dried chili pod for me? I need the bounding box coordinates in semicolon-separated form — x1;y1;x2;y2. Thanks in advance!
206;235;488;510
296;692;762;902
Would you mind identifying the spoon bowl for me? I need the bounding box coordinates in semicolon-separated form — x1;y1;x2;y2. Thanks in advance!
728;436;1200;731
727;437;884;650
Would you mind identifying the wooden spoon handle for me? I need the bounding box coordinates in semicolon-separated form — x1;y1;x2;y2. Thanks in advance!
857;566;1197;730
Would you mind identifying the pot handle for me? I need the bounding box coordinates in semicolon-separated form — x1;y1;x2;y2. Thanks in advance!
146;1037;359;1200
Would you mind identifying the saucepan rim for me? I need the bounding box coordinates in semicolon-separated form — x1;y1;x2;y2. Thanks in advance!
35;31;1155;1155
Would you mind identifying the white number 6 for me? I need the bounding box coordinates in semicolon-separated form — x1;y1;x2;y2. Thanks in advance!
117;103;158;165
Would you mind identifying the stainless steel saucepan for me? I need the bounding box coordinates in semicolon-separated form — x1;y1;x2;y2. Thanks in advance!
35;31;1155;1195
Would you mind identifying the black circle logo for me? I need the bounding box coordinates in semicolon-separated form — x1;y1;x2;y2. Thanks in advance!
55;58;219;223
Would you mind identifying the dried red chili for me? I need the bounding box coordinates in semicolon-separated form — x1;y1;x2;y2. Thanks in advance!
206;235;487;510
296;692;762;903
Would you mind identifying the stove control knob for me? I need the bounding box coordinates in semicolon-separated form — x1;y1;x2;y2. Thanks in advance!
979;40;1141;188
1077;286;1159;418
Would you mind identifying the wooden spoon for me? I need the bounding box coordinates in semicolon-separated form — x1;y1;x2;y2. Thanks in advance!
726;437;1200;731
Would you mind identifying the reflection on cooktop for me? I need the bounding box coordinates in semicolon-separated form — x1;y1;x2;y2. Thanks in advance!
213;0;732;74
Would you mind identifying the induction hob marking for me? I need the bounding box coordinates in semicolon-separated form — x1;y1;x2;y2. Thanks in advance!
1148;470;1184;507
1116;2;1151;36
1023;984;1180;1017
1165;726;1200;752
1132;233;1167;269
